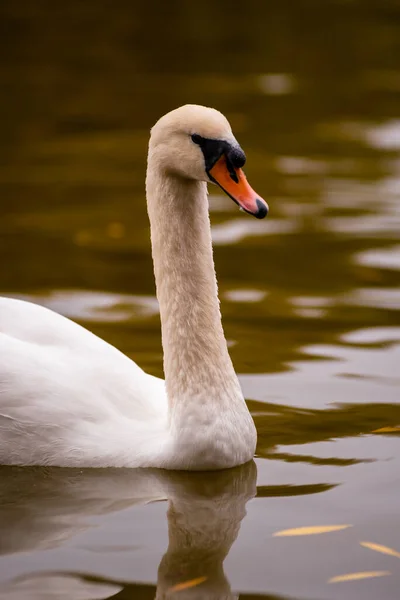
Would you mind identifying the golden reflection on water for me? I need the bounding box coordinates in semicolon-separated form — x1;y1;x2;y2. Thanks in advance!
1;0;400;598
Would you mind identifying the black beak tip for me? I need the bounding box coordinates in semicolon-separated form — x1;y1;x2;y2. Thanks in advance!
255;198;269;219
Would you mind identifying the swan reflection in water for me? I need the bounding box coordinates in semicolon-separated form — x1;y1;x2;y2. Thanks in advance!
0;461;284;600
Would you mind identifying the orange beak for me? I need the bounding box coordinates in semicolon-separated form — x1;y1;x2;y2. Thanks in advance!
208;155;269;219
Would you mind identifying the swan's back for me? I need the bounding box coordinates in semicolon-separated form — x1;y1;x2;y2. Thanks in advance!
0;296;127;350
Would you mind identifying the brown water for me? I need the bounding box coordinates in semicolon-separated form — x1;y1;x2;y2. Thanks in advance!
1;1;400;598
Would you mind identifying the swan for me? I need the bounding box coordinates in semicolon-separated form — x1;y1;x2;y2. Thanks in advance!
0;104;268;470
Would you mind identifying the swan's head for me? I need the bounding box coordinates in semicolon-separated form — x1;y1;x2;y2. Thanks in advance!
149;104;269;219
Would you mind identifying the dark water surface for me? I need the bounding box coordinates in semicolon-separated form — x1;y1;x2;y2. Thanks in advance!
1;1;400;598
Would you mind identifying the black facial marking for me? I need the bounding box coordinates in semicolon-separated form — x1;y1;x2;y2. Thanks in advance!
227;146;246;169
191;134;246;182
226;160;239;183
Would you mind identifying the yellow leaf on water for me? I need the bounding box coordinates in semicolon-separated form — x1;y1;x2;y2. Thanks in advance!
273;524;352;537
169;576;207;592
329;571;390;583
372;426;400;433
361;541;400;559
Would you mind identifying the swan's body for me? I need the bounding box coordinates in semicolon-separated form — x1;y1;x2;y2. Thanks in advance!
0;105;268;469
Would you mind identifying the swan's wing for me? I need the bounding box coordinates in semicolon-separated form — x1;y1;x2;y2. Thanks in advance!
0;295;149;369
0;296;166;413
0;297;168;465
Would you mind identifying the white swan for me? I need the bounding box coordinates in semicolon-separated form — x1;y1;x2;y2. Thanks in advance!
0;104;268;469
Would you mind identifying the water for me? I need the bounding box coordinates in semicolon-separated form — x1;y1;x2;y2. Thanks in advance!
0;1;400;598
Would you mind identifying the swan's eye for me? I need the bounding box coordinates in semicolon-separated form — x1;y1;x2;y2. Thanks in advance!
191;134;202;145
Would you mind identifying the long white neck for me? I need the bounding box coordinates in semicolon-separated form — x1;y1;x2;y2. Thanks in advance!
146;166;243;419
145;146;257;469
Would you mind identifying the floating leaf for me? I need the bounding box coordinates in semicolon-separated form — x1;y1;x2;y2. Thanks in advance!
329;571;390;583
169;576;207;592
361;541;400;559
372;426;400;433
273;524;351;537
